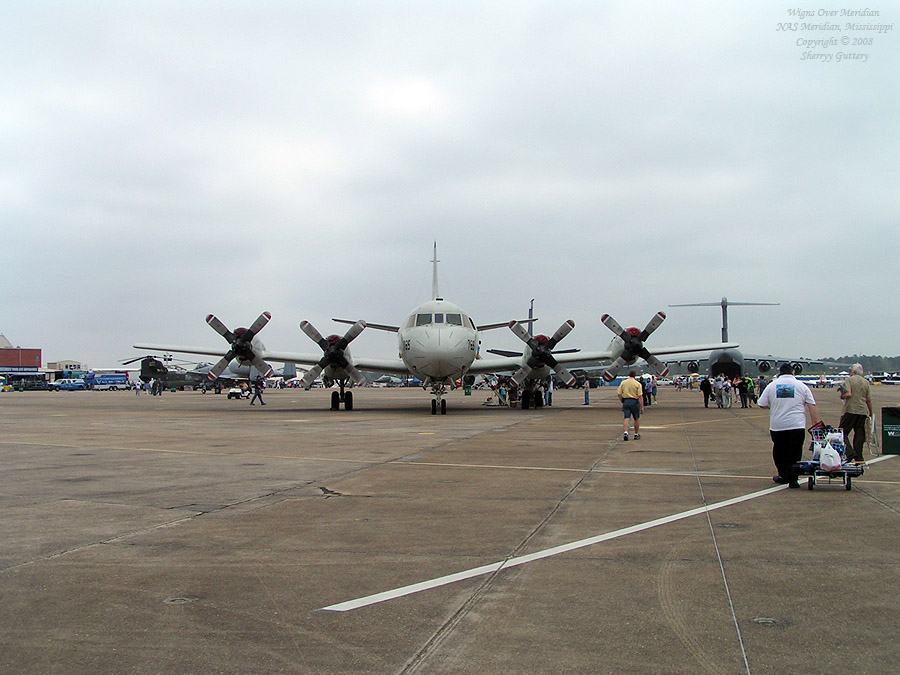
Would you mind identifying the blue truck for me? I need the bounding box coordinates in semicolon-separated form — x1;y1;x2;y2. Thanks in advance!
50;378;87;391
83;373;130;391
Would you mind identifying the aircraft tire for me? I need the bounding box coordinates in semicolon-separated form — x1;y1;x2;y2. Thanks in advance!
345;391;353;411
331;391;340;410
440;399;446;415
431;399;437;415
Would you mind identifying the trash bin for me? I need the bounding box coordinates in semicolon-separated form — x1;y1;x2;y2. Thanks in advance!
882;407;900;455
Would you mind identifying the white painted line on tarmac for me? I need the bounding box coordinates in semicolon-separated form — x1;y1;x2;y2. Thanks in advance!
321;453;898;613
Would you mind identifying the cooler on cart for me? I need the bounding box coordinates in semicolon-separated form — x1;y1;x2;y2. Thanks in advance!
793;425;865;491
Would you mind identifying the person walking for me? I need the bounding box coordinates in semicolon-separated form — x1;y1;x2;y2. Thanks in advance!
249;377;266;406
839;363;872;464
617;370;644;441
713;375;724;408
700;376;712;408
758;363;820;488
737;377;749;408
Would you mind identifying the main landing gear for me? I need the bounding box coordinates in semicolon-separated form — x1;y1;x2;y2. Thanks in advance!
330;381;354;411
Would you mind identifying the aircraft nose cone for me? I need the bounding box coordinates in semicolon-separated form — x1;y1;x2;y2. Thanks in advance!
405;328;474;379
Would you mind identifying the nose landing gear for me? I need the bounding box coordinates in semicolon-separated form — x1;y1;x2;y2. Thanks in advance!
430;383;448;415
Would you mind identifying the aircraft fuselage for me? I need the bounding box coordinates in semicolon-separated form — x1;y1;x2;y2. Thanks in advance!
708;347;744;379
397;299;478;384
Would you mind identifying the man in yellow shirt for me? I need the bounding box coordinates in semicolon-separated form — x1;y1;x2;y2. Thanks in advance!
617;370;644;441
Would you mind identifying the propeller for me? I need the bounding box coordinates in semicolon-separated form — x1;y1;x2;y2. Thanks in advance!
507;319;577;387
298;320;367;388
600;311;670;382
205;312;274;380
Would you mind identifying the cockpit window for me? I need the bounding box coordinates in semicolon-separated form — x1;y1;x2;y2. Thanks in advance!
468;316;477;330
446;313;462;326
434;313;444;324
416;313;431;326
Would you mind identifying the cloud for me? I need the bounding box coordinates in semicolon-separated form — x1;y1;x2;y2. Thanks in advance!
1;2;897;368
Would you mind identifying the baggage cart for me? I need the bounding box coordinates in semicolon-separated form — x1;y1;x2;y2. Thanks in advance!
792;426;865;491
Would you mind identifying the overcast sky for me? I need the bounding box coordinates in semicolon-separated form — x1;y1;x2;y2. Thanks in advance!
2;1;897;369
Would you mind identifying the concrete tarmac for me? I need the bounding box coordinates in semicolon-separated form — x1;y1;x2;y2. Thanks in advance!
2;384;899;674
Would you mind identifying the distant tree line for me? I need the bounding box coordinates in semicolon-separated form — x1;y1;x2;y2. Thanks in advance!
822;355;900;373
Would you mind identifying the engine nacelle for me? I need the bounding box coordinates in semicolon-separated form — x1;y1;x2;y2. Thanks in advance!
607;336;624;357
606;336;637;364
791;362;803;375
757;360;771;373
687;361;699;373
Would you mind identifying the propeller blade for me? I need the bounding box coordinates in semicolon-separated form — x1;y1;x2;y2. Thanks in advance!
602;355;629;382
639;311;666;342
250;355;275;379
601;314;627;338
508;320;533;344
547;320;575;349
207;351;235;380
299;364;324;388
345;364;367;386
552;363;577;387
510;365;533;387
245;311;272;340
641;350;670;377
299;321;329;350
206;314;235;342
338;320;367;348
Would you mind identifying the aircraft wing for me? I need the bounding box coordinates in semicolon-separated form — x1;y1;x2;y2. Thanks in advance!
630;342;739;358
346;357;411;376
134;343;324;368
467;343;738;376
743;353;824;366
229;349;411;376
467;355;533;375
134;342;413;377
467;349;620;376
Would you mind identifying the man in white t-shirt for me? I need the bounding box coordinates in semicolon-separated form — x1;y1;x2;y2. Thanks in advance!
758;363;820;488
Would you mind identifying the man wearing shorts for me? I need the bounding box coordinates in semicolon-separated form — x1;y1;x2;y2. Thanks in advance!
617;370;644;441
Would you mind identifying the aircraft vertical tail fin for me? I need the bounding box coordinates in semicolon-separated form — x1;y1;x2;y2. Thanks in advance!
431;241;440;300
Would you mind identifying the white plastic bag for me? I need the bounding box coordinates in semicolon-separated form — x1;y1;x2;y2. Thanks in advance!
819;442;843;471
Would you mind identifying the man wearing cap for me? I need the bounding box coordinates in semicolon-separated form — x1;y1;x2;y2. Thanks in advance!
758;363;820;488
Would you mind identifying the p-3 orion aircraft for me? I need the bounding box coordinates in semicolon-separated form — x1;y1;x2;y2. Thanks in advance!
135;245;735;414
